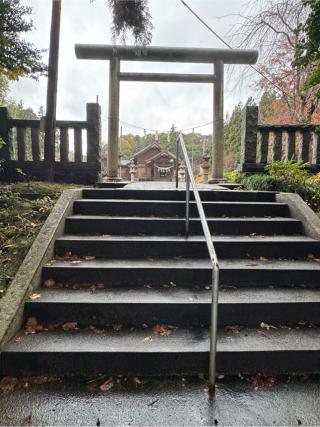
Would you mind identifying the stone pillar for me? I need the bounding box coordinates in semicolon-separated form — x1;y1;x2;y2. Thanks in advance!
178;161;186;182
87;103;101;164
239;105;258;172
107;56;120;180
129;159;137;182
0;107;12;160
201;154;211;183
210;60;224;182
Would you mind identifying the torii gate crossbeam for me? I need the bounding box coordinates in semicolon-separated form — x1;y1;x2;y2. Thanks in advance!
75;44;258;182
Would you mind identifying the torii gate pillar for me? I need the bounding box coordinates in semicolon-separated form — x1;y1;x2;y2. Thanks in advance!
75;45;258;182
108;57;120;179
210;59;224;182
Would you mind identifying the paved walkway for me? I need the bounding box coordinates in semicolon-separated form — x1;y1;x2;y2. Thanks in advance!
0;376;319;426
124;180;229;191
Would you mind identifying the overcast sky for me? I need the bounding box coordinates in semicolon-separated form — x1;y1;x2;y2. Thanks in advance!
10;0;258;139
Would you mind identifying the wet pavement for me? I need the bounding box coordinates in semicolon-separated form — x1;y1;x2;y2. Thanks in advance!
0;376;319;426
124;181;226;191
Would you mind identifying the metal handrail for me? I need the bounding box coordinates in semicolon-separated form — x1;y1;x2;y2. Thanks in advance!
175;132;220;392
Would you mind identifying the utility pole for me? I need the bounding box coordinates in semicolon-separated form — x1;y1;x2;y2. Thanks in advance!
44;0;61;181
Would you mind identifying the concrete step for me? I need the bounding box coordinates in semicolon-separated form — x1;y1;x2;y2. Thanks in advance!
83;188;276;202
95;182;129;188
65;215;303;236
42;258;320;288
25;287;320;327
73;199;289;218
3;327;320;376
55;235;320;259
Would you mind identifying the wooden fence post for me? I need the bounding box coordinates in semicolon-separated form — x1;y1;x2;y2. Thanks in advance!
0;107;12;160
239;105;258;172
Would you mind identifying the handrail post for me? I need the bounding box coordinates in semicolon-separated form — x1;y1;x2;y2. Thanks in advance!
209;267;219;392
185;169;190;237
175;138;179;189
178;132;220;394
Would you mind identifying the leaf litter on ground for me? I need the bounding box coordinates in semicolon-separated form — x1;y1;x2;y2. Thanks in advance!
225;325;241;334
0;376;59;395
251;374;276;389
153;323;175;336
99;378;114;392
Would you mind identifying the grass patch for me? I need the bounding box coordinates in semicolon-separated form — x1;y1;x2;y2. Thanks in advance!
0;182;82;298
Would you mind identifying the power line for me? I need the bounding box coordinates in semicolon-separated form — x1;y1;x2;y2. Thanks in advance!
179;0;292;100
119;118;213;134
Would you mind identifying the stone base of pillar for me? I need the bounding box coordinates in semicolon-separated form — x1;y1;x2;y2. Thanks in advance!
207;177;227;184
104;176;124;182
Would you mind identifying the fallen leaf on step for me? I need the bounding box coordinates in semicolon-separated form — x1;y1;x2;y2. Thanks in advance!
133;377;142;385
153;323;173;336
99;378;114;392
29;293;41;300
259;256;269;262
170;281;177;287
225;325;241;334
112;324;123;332
217;374;225;379
144;336;152;342
256;330;267;337
15;336;23;343
246;262;258;267
89;285;97;294
70;260;82;265
89;325;105;335
24;317;44;335
43;278;56;289
142;323;148;329
55;252;81;262
251;374;276;388
20;414;32;427
0;377;19;394
83;256;95;261
147;399;159;406
260;322;277;330
62;322;79;331
144;284;152;289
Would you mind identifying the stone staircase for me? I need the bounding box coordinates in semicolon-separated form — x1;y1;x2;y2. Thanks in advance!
2;187;320;377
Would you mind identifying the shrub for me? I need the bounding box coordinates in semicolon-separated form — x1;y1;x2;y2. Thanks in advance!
294;184;320;213
224;170;244;183
241;175;279;191
265;160;309;185
306;173;320;186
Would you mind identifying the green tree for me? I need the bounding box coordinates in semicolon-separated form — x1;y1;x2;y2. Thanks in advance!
224;98;255;161
294;0;320;99
0;0;46;80
224;102;242;159
0;75;8;104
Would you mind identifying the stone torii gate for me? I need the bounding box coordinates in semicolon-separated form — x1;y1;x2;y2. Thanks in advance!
75;44;258;182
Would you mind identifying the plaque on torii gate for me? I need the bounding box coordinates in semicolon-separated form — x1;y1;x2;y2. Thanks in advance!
75;44;258;182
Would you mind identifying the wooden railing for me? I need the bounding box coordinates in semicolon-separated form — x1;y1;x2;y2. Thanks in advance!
0;103;101;184
239;106;320;173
